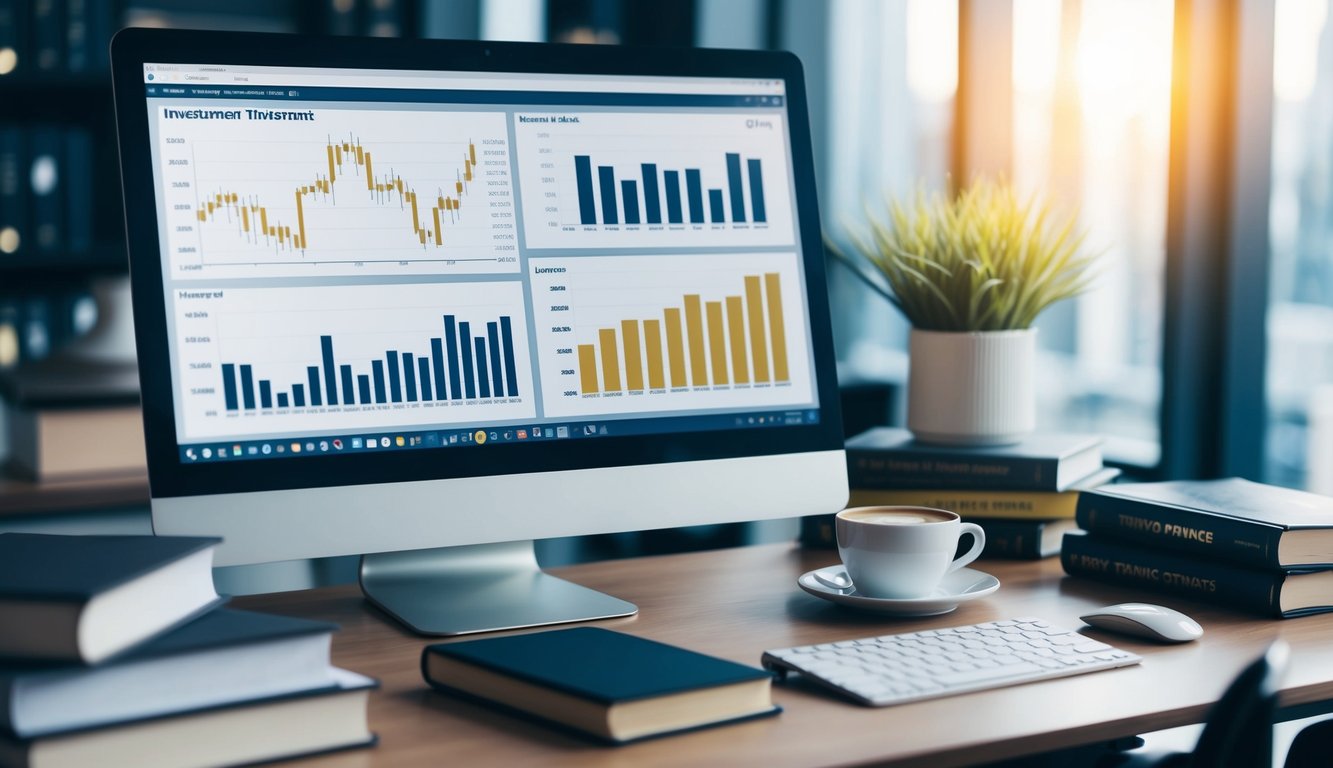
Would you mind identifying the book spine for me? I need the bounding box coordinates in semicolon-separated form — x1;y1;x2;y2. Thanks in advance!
798;514;836;549
64;0;114;72
363;0;406;36
1075;492;1284;569
847;489;1078;520
64;128;92;254
847;451;1058;491
0;126;24;259
65;0;88;71
1060;533;1284;617
324;0;360;36
28;128;64;256
0;0;22;78
31;0;62;72
0;675;11;735
971;519;1045;560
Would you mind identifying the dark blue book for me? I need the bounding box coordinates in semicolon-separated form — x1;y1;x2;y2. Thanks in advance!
846;427;1104;491
0;609;339;739
29;0;61;72
64;0;113;72
0;126;24;260
62;129;92;255
0;534;223;664
27;128;63;256
0;1;24;78
422;627;778;744
1061;532;1333;619
1075;478;1333;570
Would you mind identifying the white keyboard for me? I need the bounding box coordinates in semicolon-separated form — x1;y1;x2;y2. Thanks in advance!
761;617;1141;707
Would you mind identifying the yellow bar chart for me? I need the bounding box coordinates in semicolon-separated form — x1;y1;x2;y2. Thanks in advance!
531;252;815;418
573;272;791;395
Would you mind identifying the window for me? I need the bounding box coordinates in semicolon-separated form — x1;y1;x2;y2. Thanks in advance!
1012;0;1174;466
823;0;957;377
1267;0;1333;492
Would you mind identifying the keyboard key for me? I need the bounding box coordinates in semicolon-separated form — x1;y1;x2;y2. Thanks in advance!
935;661;1045;687
762;619;1142;708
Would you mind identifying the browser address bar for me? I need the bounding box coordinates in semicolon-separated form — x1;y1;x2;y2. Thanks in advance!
150;70;782;95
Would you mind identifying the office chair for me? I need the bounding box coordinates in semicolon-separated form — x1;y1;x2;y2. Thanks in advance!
1098;640;1289;768
1282;715;1333;768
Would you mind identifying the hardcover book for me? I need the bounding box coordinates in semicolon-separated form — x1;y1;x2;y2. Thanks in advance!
0;609;339;739
972;518;1079;560
1060;532;1333;618
422;626;778;744
846;427;1104;492
0;669;376;768
0;534;222;664
1075;477;1333;570
6;404;146;481
846;468;1120;521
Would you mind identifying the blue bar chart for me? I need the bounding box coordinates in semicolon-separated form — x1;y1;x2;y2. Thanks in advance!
172;283;534;441
515;111;795;249
217;315;521;414
572;151;768;228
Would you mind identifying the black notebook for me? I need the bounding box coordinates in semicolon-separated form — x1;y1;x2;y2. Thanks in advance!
422;627;778;744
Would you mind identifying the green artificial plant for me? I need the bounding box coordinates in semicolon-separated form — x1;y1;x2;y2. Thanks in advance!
830;177;1097;332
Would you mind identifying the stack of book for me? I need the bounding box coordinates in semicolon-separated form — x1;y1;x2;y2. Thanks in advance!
831;427;1119;560
1062;478;1333;618
0;533;376;768
0;356;144;480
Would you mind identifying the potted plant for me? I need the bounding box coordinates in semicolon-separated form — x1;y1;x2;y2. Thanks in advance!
831;177;1096;446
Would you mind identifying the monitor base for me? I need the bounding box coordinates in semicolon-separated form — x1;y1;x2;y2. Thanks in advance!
358;540;638;636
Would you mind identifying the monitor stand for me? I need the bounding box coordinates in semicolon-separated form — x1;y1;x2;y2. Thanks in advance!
358;541;638;636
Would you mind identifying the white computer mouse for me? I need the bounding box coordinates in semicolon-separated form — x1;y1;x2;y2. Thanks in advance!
1079;603;1203;643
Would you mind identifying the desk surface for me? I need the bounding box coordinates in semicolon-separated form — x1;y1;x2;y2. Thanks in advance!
236;544;1333;768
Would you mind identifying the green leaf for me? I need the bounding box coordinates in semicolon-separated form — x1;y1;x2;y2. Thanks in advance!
832;176;1097;331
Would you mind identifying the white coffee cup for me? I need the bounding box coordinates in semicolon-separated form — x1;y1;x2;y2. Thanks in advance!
835;506;986;599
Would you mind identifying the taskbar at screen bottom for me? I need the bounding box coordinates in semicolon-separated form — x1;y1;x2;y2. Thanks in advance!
177;408;821;464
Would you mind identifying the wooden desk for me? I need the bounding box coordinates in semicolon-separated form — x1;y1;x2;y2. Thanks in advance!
236;544;1333;768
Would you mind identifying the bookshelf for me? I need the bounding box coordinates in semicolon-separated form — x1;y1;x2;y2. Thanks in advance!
0;1;420;501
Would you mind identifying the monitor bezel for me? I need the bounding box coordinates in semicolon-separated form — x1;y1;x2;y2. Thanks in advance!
111;28;843;500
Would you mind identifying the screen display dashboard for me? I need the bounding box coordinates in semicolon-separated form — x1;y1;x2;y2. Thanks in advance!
141;63;820;464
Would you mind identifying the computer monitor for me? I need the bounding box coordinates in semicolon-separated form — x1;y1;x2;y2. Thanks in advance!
111;29;847;636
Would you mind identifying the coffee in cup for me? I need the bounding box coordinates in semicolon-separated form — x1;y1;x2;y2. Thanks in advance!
835;506;985;599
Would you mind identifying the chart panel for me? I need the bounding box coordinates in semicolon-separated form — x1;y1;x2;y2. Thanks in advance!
515;112;795;249
154;107;517;279
173;282;534;440
530;253;813;418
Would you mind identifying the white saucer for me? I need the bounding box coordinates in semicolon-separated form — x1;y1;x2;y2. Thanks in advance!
798;566;1000;616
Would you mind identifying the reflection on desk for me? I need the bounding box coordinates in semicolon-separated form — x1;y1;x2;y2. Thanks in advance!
234;543;1333;768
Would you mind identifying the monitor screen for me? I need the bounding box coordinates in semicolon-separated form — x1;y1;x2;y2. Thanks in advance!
138;62;822;468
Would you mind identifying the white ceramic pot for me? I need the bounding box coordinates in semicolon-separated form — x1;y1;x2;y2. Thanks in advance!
906;328;1036;446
